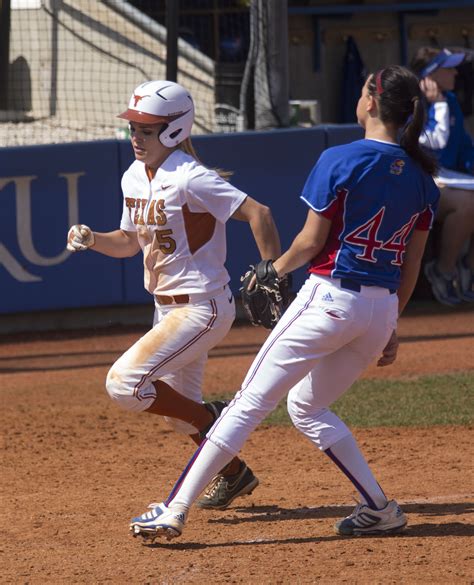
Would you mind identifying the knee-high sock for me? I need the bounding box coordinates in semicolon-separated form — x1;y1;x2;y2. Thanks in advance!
166;440;233;509
325;434;387;510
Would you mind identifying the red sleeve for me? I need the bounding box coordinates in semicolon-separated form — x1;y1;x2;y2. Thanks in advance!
414;206;435;231
319;189;345;220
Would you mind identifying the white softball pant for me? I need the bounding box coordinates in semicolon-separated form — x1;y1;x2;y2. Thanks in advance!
105;286;235;433
207;274;398;454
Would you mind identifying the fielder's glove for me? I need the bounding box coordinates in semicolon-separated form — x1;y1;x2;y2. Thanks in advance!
240;260;291;330
67;224;95;252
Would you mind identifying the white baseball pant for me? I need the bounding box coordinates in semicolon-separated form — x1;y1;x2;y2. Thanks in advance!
105;286;235;433
207;274;398;454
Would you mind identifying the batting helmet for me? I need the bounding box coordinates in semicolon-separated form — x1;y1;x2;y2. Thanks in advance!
117;80;195;147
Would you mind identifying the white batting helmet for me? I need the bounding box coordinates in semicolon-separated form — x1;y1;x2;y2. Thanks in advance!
117;80;195;147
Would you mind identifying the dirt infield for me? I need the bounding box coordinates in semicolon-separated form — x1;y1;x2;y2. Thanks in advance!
1;304;473;584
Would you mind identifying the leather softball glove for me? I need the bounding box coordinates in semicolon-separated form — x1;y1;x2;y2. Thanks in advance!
240;260;291;330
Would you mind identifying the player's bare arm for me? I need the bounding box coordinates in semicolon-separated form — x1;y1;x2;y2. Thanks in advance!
90;229;141;258
67;225;140;258
378;229;430;368
231;196;281;259
273;209;331;277
398;229;430;315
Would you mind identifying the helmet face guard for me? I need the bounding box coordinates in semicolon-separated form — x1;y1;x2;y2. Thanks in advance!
158;109;194;147
118;80;194;147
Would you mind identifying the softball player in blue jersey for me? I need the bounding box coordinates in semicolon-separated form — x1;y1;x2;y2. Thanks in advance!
130;65;440;541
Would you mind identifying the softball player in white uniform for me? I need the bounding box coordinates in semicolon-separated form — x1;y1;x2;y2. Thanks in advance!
130;66;440;540
67;80;281;508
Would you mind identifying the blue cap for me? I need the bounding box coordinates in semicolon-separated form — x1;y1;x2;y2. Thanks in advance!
420;49;465;78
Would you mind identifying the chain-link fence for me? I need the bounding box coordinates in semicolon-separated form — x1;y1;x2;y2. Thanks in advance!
1;0;271;146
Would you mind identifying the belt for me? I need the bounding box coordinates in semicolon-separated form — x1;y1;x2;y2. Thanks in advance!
154;286;227;306
155;294;190;305
340;278;396;295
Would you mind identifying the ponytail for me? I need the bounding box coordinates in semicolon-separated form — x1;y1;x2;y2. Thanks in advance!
368;66;438;176
179;137;233;180
400;97;438;176
179;137;201;161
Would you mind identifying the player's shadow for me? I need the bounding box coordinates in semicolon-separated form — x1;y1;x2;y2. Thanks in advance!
144;521;472;551
143;501;473;550
208;501;474;534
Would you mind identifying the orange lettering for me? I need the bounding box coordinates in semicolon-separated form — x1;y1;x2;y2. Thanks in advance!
125;197;136;221
155;199;167;226
134;198;147;225
147;200;156;225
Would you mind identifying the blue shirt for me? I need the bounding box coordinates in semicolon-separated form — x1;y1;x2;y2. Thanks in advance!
301;139;440;290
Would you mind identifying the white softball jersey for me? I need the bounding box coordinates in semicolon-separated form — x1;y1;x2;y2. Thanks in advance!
120;149;248;296
106;149;242;422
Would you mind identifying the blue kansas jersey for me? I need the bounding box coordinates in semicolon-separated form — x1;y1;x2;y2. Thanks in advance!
302;139;440;290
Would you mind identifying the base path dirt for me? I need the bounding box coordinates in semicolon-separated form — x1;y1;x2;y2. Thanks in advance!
1;304;473;584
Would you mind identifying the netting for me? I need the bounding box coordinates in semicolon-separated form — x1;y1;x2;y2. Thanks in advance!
1;0;254;146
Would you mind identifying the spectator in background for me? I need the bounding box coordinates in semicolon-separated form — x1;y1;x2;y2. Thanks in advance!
411;47;474;306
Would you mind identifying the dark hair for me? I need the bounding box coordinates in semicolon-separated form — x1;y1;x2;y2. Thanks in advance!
410;47;441;76
367;65;438;176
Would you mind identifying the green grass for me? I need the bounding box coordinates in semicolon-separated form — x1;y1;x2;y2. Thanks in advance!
221;372;474;428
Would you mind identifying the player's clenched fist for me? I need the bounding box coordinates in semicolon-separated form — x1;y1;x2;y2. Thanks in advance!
67;224;95;252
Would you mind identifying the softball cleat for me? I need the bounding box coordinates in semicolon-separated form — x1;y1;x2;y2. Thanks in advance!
334;499;407;536
130;502;187;541
196;462;259;510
